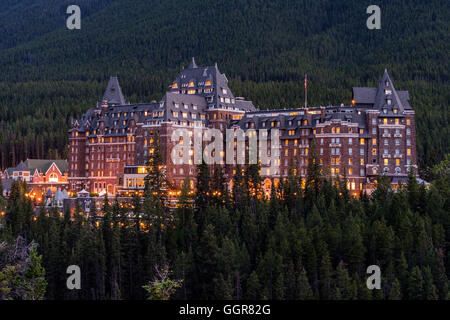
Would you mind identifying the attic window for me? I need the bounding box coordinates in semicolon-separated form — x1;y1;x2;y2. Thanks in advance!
205;80;211;86
172;83;178;89
385;81;389;86
387;99;392;105
222;88;227;94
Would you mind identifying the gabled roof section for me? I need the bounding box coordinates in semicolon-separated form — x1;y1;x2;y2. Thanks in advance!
13;161;29;172
102;76;126;105
24;159;69;175
373;69;404;110
352;69;412;111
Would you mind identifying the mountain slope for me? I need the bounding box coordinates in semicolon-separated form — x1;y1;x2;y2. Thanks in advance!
0;0;448;172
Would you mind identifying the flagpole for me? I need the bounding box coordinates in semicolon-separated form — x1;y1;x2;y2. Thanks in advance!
304;74;307;108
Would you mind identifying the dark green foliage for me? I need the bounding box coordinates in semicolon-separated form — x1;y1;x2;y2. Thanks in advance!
1;152;449;300
0;0;447;172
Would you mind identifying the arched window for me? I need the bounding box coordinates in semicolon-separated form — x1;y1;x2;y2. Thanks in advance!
49;173;58;183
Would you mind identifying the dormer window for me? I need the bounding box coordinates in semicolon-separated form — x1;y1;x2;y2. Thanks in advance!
172;83;178;89
222;88;227;94
383;108;387;114
205;80;211;86
189;81;194;87
387;99;392;105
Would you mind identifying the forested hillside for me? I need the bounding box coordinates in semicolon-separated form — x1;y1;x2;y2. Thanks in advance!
0;0;448;174
1;144;449;300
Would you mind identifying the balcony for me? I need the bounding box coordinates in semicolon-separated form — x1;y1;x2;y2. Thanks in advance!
382;133;391;138
394;134;402;138
382;154;391;158
329;143;342;147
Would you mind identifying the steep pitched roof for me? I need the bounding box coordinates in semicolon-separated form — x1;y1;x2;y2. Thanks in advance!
352;69;412;110
24;159;69;175
102;76;126;105
13;161;29;172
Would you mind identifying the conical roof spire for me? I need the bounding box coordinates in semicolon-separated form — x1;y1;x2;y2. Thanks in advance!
188;57;198;69
102;76;126;105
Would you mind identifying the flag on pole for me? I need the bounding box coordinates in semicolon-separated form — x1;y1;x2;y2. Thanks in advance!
304;74;308;108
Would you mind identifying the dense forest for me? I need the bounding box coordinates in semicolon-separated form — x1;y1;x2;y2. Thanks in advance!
0;141;449;300
0;0;448;175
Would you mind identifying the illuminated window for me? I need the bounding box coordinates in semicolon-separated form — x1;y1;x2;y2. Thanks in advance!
188;89;196;94
189;81;194;87
336;127;341;133
406;119;411;125
384;158;389;165
360;158;364;165
348;158;352;165
372;148;377;155
372;138;376;145
395;118;399;125
360;138;365;145
407;148;411;156
348;168;352;175
172;83;178;89
396;159;400;166
49;173;58;183
383;118;388;125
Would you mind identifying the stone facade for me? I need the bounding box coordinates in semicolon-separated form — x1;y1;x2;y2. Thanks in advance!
68;60;418;197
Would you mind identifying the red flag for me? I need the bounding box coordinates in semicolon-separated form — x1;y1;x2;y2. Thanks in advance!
304;74;307;89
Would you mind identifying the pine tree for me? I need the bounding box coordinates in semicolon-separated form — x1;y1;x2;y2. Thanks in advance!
388;278;402;300
246;270;260;299
407;266;424;300
296;268;313;300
